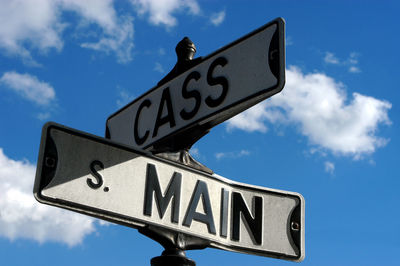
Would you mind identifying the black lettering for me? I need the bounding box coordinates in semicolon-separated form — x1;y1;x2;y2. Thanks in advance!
180;71;201;120
87;160;104;189
153;87;176;138
143;164;181;223
231;192;263;245
183;180;216;235
134;99;151;145
205;57;229;108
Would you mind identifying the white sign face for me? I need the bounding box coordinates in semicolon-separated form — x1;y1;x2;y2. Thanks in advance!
34;123;304;261
106;18;285;151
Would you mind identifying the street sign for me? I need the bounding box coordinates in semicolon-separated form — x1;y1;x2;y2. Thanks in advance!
106;18;285;152
34;122;304;261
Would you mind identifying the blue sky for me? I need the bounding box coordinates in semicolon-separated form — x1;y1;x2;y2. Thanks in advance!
0;0;399;265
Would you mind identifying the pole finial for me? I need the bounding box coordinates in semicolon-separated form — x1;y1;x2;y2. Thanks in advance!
176;37;196;61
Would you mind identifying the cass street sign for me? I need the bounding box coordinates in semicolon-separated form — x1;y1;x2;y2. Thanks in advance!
106;18;285;151
34;122;304;261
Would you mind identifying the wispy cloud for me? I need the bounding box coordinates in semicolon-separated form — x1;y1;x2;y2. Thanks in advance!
227;66;391;159
324;52;340;64
81;15;134;64
324;161;335;174
0;0;64;65
210;10;225;26
0;71;55;106
286;36;294;46
154;62;165;73
116;88;135;108
131;0;200;27
36;112;51;121
215;150;250;160
0;0;210;64
0;148;99;246
323;51;361;73
0;0;134;64
349;66;361;73
61;0;135;64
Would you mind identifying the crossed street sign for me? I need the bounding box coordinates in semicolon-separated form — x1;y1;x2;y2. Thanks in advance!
34;123;304;261
34;17;305;263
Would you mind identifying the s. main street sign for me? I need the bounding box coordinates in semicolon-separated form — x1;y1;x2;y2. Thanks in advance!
34;122;304;261
106;18;285;152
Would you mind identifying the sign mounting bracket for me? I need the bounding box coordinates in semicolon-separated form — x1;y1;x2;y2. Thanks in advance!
139;37;214;264
151;36;214;174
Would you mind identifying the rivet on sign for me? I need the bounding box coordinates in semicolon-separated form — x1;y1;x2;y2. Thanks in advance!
45;157;56;168
291;221;300;231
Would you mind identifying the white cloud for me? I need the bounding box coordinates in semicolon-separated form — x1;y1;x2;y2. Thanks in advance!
349;66;361;73
36;112;51;121
131;0;200;27
0;71;55;106
348;52;359;65
0;0;210;63
227;101;285;133
60;0;135;64
80;15;134;64
346;53;361;73
60;0;118;30
324;52;340;64
0;148;97;246
210;10;225;26
0;0;134;63
227;66;391;159
324;51;361;73
215;150;250;160
324;161;335;174
0;0;64;64
227;104;268;132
